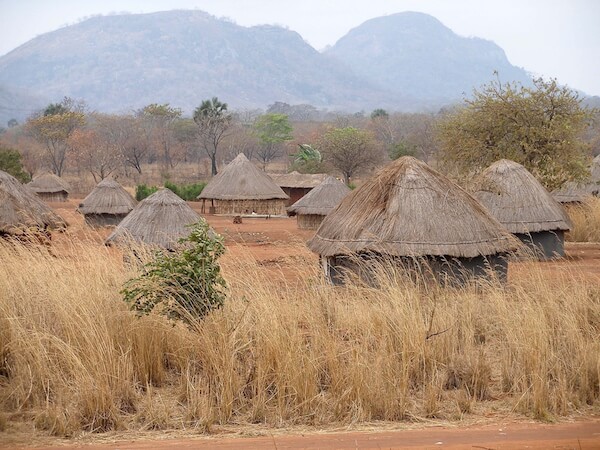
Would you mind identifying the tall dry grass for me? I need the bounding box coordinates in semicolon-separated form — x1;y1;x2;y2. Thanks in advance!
566;196;600;242
0;238;599;438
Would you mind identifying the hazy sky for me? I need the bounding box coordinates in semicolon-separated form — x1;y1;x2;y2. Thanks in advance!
1;0;599;95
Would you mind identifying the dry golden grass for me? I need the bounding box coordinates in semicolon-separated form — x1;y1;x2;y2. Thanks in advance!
566;197;600;242
0;238;599;440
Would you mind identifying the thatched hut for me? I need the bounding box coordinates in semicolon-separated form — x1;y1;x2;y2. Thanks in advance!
552;155;600;204
0;170;67;238
287;176;350;230
308;157;516;286
27;173;70;202
473;160;572;259
106;188;201;250
271;171;328;206
198;153;289;215
78;179;137;227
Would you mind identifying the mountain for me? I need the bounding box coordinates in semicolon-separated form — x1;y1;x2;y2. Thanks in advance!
326;12;532;104
0;10;534;114
0;84;47;126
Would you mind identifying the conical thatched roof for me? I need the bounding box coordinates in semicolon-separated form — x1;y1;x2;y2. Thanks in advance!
78;179;137;215
308;157;515;258
106;188;201;250
198;153;288;200
0;170;67;234
271;171;328;189
473;160;571;234
287;176;350;216
27;173;70;193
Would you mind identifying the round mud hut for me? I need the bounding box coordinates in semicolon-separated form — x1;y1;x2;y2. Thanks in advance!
307;157;516;286
473;159;572;259
287;176;350;230
271;171;328;206
78;179;137;227
27;173;70;202
106;188;202;250
0;169;67;239
198;153;289;215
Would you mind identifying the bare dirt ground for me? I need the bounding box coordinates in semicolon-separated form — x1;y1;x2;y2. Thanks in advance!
15;200;599;449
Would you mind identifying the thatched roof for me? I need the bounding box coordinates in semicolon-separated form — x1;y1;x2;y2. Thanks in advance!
78;179;137;215
552;156;600;203
473;160;571;233
198;153;288;200
106;188;201;250
27;173;70;193
287;176;350;216
0;170;67;234
308;157;515;258
271;171;328;189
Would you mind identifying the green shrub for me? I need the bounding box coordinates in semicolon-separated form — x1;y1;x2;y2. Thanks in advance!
164;181;206;201
135;184;159;201
121;220;227;326
0;146;30;183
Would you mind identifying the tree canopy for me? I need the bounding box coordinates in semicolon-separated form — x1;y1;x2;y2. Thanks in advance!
252;113;293;169
437;77;595;190
0;145;30;182
193;97;232;176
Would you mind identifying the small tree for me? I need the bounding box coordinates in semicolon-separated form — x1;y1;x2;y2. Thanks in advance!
0;146;30;182
319;127;378;185
253;113;293;169
121;221;227;326
437;77;595;190
193;97;233;176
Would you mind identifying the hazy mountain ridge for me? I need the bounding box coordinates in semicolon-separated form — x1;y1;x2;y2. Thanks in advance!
0;10;536;116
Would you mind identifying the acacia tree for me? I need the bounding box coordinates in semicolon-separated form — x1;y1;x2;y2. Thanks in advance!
26;98;85;176
437;77;595;190
252;113;293;169
193;97;232;176
319;127;378;185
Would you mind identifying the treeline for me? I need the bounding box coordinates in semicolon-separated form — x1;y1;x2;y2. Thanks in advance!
1;78;599;191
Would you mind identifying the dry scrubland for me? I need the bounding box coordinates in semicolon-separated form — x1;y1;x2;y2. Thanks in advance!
566;197;600;242
0;231;599;441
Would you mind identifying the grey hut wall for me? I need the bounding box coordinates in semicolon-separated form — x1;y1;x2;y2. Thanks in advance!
324;253;509;287
516;230;565;259
36;191;68;202
84;213;129;228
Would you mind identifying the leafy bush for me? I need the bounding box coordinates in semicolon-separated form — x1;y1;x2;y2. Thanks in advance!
0;146;30;183
135;184;159;201
164;181;206;201
121;220;227;326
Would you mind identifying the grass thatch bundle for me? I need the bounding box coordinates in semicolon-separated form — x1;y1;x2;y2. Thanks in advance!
473;160;572;234
308;157;515;259
288;176;350;217
0;170;67;235
105;188;201;250
198;153;288;201
78;179;137;216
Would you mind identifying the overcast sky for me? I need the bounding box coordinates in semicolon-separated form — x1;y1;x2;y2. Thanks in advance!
1;0;599;96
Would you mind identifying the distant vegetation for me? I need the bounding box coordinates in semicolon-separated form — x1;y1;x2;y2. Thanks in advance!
0;145;30;182
135;182;206;201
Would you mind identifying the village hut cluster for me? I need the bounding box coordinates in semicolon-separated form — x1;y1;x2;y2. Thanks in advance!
271;171;328;206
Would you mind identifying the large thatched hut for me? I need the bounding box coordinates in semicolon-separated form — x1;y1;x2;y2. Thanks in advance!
308;157;516;286
552;155;600;204
198;153;288;215
78;179;137;227
0;170;67;238
287;176;350;230
271;171;328;206
473;160;572;259
106;188;201;250
27;173;70;202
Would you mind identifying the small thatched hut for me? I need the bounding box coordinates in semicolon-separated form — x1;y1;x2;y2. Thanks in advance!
106;188;201;250
198;153;289;215
308;157;516;286
0;170;67;238
78;179;137;227
271;171;328;206
552;155;600;204
27;173;70;202
287;176;350;230
473;160;572;259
